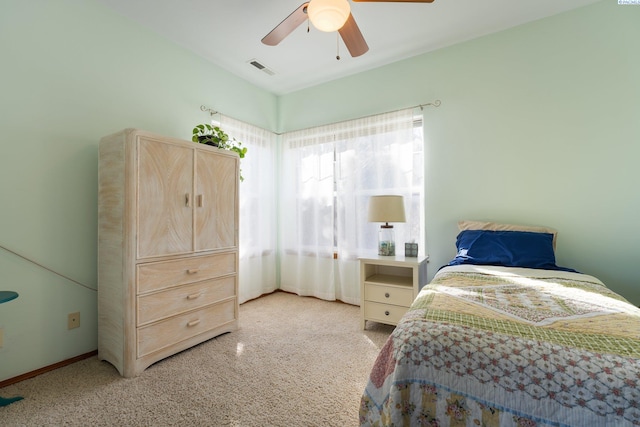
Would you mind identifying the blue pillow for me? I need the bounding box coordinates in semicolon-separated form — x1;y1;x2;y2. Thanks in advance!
447;229;568;270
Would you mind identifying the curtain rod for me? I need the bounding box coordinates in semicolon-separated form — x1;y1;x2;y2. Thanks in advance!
199;100;441;135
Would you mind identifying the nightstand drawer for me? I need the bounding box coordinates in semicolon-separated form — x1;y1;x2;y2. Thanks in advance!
363;301;407;325
365;283;414;307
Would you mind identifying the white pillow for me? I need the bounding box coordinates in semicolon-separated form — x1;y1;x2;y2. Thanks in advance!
458;220;558;250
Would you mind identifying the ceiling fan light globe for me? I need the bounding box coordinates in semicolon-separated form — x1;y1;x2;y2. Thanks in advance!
308;0;351;32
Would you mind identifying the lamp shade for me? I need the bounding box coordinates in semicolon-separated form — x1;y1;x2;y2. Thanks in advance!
307;0;351;32
367;195;406;223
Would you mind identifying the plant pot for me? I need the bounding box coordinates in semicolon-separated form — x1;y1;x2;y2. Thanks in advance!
197;135;219;147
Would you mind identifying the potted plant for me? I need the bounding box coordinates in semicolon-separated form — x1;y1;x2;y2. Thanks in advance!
192;124;247;180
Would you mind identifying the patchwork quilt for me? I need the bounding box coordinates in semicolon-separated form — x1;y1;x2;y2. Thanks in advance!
360;265;640;427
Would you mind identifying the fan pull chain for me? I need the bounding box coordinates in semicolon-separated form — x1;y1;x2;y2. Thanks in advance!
336;32;341;60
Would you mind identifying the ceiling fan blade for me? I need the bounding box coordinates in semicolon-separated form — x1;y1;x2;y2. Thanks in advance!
262;3;310;46
352;0;434;2
338;13;369;57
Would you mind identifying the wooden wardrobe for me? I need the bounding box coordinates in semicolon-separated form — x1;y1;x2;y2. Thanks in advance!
98;128;239;377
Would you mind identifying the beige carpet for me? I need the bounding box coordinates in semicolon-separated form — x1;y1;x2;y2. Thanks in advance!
0;291;394;426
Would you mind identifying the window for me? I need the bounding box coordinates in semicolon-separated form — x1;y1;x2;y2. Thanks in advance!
279;108;423;303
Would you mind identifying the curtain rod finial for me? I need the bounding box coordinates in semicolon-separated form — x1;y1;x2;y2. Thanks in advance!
200;105;218;116
420;100;441;110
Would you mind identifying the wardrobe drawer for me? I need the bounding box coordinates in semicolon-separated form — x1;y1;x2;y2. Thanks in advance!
363;301;407;326
137;299;236;358
364;283;413;307
137;276;236;326
137;253;236;294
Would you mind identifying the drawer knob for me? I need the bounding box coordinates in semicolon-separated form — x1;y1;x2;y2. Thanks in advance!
187;319;201;327
186;293;201;300
187;269;200;274
385;310;390;316
384;292;390;298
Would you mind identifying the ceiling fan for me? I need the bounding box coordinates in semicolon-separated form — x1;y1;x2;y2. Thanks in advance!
262;0;435;58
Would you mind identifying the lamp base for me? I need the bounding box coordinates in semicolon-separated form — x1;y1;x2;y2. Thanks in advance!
378;227;395;256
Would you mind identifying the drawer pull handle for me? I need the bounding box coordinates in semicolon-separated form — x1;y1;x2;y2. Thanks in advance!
187;319;201;327
384;292;390;298
185;193;191;207
197;194;203;207
187;269;199;274
186;293;201;300
385;310;390;316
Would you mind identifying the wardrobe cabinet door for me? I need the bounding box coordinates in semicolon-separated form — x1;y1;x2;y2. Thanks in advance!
195;150;237;251
137;138;194;258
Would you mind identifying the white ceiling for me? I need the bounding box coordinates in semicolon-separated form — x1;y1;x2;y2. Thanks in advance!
97;0;600;95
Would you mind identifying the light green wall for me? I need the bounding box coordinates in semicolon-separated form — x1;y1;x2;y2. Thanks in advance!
279;1;640;305
0;0;277;381
2;0;638;383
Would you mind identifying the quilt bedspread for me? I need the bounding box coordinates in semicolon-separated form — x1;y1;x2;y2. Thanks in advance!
360;265;640;427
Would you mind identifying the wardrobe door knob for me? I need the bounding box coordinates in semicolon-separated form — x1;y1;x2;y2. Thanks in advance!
384;311;390;316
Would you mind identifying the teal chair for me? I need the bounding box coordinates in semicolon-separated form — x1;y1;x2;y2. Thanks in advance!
0;291;24;407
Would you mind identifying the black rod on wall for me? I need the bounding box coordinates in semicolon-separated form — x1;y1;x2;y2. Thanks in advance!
197;100;442;136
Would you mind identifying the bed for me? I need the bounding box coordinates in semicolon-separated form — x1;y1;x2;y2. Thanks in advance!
360;221;640;427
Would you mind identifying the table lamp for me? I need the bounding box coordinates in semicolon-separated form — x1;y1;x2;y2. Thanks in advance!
367;195;406;256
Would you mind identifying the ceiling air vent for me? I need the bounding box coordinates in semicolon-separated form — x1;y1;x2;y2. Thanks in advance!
247;59;275;76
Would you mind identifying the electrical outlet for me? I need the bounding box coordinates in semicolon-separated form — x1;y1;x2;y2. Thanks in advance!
68;312;80;329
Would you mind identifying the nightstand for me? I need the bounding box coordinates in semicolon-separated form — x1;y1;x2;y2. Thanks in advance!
359;255;428;329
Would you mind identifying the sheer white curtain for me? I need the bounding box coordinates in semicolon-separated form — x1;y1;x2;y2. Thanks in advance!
280;109;423;305
219;115;278;303
280;128;337;301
